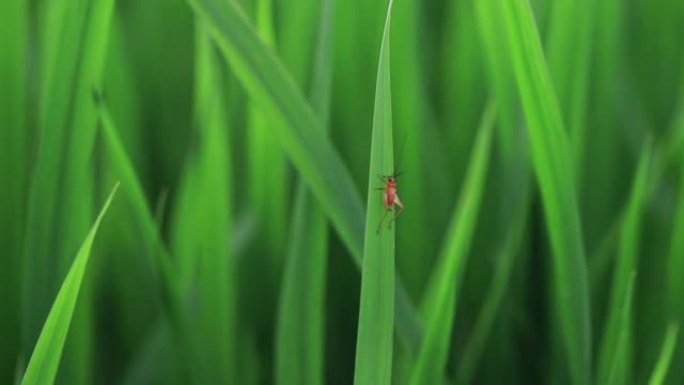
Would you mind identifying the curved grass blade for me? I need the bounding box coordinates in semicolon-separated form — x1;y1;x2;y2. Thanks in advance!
353;2;395;384
187;0;424;356
500;0;591;382
21;184;118;385
596;142;652;385
648;322;680;385
169;25;237;383
275;0;333;383
409;102;495;385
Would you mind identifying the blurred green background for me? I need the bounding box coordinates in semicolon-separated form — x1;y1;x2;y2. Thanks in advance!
1;0;684;383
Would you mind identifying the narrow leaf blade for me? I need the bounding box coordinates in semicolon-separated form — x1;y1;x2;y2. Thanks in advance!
409;102;495;385
353;2;395;384
21;184;119;385
275;0;333;383
500;0;592;382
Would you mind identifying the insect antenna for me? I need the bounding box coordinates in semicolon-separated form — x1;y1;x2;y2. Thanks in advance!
392;131;409;177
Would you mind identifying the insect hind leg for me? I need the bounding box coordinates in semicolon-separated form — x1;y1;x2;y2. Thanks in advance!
376;209;391;234
388;195;405;229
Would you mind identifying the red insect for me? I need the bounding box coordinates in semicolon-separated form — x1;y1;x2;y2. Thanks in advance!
376;172;404;233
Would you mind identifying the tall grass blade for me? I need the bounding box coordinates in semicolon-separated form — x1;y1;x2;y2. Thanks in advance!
353;2;395;384
0;0;27;381
21;184;118;385
546;0;594;172
475;0;517;163
409;102;495;385
171;25;237;383
500;0;591;382
275;186;328;385
442;0;486;167
275;0;333;384
247;0;288;255
277;0;320;87
596;142;652;384
648;322;680;385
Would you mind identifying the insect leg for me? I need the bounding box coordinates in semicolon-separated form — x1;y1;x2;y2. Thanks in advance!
376;209;390;234
388;194;404;229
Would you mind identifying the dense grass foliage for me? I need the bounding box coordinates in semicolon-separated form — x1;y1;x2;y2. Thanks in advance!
1;0;684;384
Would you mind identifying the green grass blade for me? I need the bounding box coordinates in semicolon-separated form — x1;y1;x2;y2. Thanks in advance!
169;24;237;383
20;184;118;385
409;102;495;385
605;273;636;385
442;0;486;166
353;2;395;384
500;0;591;382
275;0;332;384
546;0;595;172
456;205;529;384
275;184;328;385
475;0;517;164
187;0;424;356
277;0;320;88
0;0;27;381
247;0;288;255
596;142;652;385
649;322;680;385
